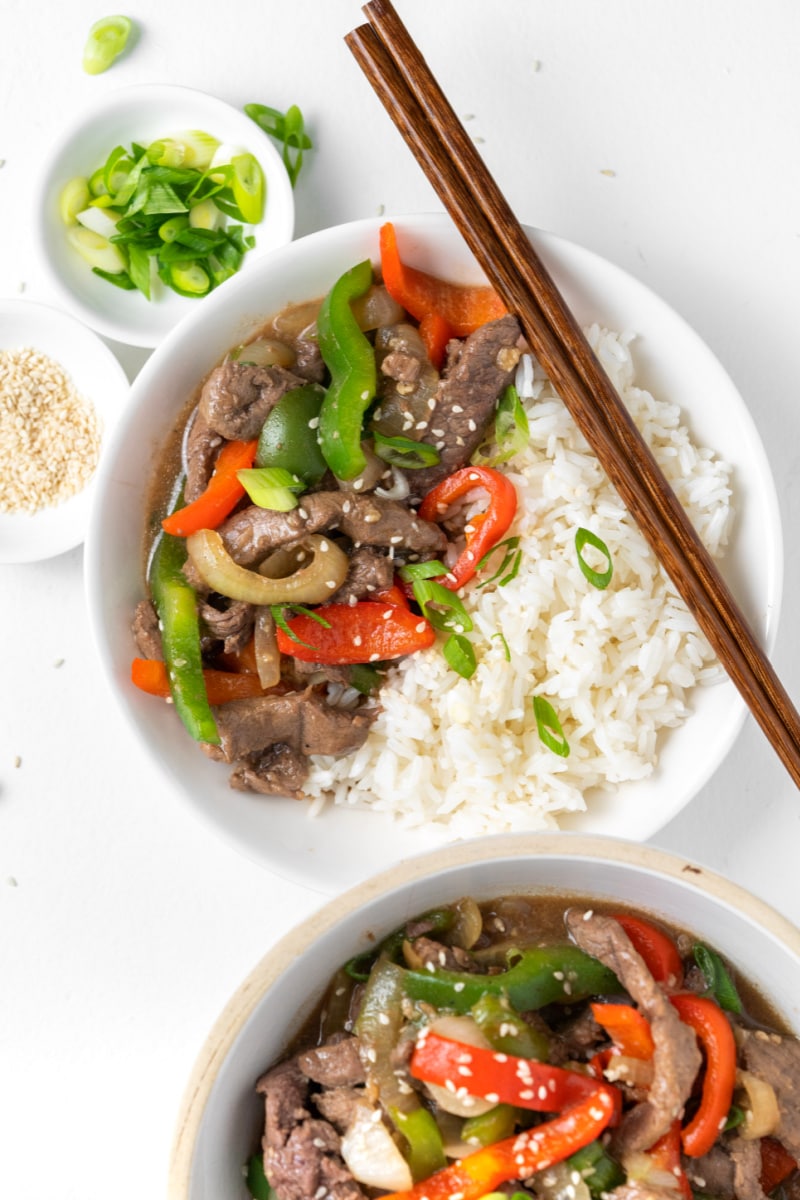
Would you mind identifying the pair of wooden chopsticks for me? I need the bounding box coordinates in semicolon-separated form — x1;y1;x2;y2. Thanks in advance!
346;0;800;787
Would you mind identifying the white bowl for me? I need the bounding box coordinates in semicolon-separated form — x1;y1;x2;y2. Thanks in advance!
84;214;782;890
36;84;295;348
167;833;800;1200
0;298;130;563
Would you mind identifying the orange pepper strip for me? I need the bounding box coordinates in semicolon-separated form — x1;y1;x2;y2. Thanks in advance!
669;993;736;1158
161;438;258;537
378;1086;618;1200
130;657;266;705
418;311;454;370
591;1002;656;1060
379;222;507;339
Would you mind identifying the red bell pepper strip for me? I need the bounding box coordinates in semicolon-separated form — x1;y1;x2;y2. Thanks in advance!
377;1085;618;1200
760;1137;798;1194
275;601;435;664
418;311;454;371
371;582;411;610
418;466;518;590
130;657;266;705
669;993;736;1158
410;1031;621;1116
161;438;258;537
613;913;684;988
647;1121;693;1200
379;222;507;340
591;1002;656;1060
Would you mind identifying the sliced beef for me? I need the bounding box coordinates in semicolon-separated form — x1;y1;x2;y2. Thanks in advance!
199;598;255;655
551;1006;607;1062
210;690;377;762
686;1144;735;1196
218;491;447;568
313;1087;364;1134
183;407;223;502
229;744;309;798
565;910;701;1157
287;659;357;688
610;1185;684;1200
132;599;162;660
199;360;306;440
729;1135;770;1200
298;1034;366;1088
407;314;522;496
256;1058;365;1200
409;936;480;974
292;334;326;384
329;546;395;604
739;1027;800;1157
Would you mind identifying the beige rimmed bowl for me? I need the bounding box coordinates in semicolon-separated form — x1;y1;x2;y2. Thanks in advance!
168;833;800;1200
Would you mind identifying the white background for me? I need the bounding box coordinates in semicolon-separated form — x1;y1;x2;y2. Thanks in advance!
2;2;800;1197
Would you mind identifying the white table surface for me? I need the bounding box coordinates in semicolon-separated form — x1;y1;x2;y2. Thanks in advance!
2;2;800;1196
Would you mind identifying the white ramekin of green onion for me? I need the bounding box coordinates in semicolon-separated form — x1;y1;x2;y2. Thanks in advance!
36;84;296;348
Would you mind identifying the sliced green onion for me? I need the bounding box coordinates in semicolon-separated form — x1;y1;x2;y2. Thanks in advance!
349;664;383;695
372;432;441;469
575;527;613;589
532;695;570;758
237;466;305;512
59;177;91;225
158;215;190;243
169;261;211;297
245;1152;274;1200
244;102;313;187
723;1105;745;1132
398;560;448;583
230;153;265;224
443;633;477;679
492;631;511;661
472;384;529;467
477;536;522;588
412;579;473;635
66;226;126;274
693;944;743;1014
270;603;330;651
126;242;153;299
82;14;133;75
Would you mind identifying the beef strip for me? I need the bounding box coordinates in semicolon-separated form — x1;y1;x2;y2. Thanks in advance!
565;910;701;1157
686;1144;735;1196
183;407;223;502
256;1059;365;1200
313;1087;365;1134
199;360;307;440
229;744;309;798
132;599;162;660
209;690;378;762
407;314;523;496
218;491;447;568
329;545;395;604
738;1026;800;1157
291;334;326;384
198;598;254;655
409;936;480;974
297;1034;366;1088
610;1185;684;1200
730;1135;770;1200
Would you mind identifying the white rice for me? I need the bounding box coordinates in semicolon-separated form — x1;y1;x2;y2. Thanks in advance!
302;326;734;834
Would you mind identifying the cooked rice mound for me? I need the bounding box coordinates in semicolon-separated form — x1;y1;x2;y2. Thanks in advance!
303;326;734;833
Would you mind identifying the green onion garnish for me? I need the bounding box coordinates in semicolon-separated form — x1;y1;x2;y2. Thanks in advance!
244;103;313;187
398;559;448;583
270;604;331;651
372;432;441;469
82;15;134;75
477;536;522;588
533;695;570;758
237;466;305;512
492;631;511;661
245;1152;275;1200
575;527;613;589
443;633;477;679
472;384;530;467
412;579;473;634
723;1105;745;1132
693;944;743;1014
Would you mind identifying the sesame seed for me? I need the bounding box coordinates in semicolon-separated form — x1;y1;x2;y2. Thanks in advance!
353;478;364;490
453;981;465;992
369;653;380;661
383;609;393;619
319;539;329;552
298;507;309;519
484;1092;499;1103
451;405;463;413
353;635;363;646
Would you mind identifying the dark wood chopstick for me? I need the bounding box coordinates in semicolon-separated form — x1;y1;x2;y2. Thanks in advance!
345;1;800;788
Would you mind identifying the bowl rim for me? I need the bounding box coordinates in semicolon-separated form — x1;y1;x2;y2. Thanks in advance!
34;81;295;348
167;831;800;1199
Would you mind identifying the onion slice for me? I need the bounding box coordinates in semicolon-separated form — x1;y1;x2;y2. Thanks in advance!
186;530;348;605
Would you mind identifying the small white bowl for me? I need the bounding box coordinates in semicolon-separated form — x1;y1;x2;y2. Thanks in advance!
167;833;800;1200
0;298;129;564
36;84;295;348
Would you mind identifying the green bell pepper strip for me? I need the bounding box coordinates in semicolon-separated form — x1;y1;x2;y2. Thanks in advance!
462;1103;519;1148
403;946;619;1014
567;1139;625;1197
470;992;549;1060
355;959;446;1181
148;527;220;745
255;384;328;484
317;259;377;480
344;905;457;981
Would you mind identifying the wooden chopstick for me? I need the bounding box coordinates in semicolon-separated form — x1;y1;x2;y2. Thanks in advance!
346;0;800;788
